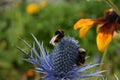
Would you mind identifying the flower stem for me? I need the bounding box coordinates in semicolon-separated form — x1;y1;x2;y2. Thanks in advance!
104;0;120;16
96;48;108;80
99;47;108;71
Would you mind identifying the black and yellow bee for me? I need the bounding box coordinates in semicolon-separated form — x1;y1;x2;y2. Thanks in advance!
50;29;64;46
50;29;86;66
76;48;86;66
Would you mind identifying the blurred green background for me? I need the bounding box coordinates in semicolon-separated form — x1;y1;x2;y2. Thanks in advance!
0;0;120;80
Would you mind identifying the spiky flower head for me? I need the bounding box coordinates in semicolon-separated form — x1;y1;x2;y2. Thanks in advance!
17;34;105;80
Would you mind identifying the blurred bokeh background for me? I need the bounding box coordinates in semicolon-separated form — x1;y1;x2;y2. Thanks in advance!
0;0;120;80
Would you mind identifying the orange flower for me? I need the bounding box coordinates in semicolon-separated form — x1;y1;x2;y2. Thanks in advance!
26;69;35;77
74;9;120;52
26;3;39;14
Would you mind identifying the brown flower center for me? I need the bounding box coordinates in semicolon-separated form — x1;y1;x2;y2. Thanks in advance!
105;11;120;23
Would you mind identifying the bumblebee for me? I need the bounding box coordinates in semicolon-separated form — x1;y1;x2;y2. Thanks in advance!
76;48;86;66
50;29;86;66
50;29;64;46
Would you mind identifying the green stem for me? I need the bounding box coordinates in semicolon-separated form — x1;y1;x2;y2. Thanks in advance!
96;48;108;80
99;47;108;70
104;0;120;16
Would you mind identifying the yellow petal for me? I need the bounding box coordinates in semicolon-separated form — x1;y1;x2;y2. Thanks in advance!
96;23;104;33
79;24;93;38
74;19;95;30
97;32;113;52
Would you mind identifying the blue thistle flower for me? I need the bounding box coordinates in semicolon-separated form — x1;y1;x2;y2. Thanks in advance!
17;34;105;80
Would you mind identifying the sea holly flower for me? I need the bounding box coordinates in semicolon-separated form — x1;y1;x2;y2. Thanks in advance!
74;9;120;52
17;34;105;80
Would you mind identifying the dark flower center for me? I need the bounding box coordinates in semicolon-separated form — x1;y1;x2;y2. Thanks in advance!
105;11;120;23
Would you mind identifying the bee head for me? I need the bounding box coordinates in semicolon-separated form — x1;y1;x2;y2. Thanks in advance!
50;29;64;46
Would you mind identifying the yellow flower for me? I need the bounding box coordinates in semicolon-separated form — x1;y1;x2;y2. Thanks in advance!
26;3;39;14
74;9;120;52
39;0;47;8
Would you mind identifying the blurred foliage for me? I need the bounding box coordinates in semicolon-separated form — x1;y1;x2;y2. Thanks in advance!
0;0;120;80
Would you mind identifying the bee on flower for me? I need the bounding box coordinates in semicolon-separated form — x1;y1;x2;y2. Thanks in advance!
74;9;120;52
17;30;105;80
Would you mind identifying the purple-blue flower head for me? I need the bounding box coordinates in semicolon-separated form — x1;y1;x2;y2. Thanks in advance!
17;34;105;80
